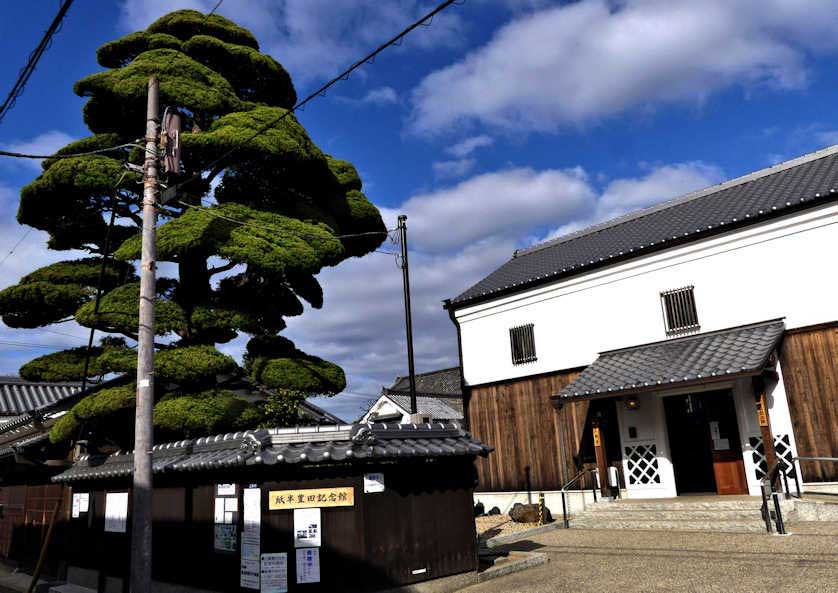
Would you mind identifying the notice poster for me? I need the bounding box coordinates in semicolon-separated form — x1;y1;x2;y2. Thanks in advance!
214;524;237;552
260;553;288;593
72;493;81;518
217;483;237;496
240;487;261;590
293;508;321;548
104;492;128;533
363;473;385;493
79;493;89;513
295;548;320;584
215;498;225;523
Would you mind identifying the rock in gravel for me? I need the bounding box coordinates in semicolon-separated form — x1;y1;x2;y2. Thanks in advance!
488;506;501;516
509;502;552;523
474;502;485;517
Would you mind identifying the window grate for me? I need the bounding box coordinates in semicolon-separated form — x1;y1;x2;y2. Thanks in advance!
509;323;537;365
660;286;699;335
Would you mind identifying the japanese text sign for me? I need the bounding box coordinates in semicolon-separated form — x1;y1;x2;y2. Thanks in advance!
268;487;354;510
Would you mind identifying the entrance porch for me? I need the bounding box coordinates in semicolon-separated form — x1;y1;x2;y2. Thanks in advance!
552;320;801;499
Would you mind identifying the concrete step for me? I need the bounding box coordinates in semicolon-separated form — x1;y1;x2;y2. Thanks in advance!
569;517;769;533
585;500;790;512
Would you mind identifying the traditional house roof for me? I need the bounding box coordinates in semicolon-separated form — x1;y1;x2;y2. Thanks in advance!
52;422;492;482
555;319;785;401
449;146;838;307
378;367;463;419
0;376;80;416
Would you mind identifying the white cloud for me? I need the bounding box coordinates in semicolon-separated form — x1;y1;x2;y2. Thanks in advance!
446;135;494;158
400;167;594;253
0;130;75;172
118;0;466;83
432;158;476;180
410;0;838;134
361;86;398;105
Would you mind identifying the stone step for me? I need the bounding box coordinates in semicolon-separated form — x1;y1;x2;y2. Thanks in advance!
569;517;769;533
574;508;769;520
585;500;787;512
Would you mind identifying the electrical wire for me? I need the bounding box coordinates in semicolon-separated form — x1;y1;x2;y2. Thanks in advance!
0;142;141;160
0;0;76;125
0;228;33;266
168;0;461;196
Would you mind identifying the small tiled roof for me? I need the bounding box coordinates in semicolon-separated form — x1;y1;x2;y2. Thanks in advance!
382;393;462;420
53;423;492;482
556;320;785;400
0;376;80;415
451;147;838;306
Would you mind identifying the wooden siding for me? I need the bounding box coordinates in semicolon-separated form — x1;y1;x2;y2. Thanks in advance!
467;369;609;492
780;324;838;482
61;459;478;592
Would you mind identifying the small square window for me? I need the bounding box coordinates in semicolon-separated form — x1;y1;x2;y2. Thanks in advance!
660;286;700;335
509;323;537;365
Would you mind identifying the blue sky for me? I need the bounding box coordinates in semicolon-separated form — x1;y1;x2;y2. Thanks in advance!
2;0;838;421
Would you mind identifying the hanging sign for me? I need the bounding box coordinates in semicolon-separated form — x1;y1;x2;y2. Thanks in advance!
104;492;128;533
295;548;320;584
757;393;769;427
592;427;602;447
241;487;262;590
268;487;354;510
260;553;288;593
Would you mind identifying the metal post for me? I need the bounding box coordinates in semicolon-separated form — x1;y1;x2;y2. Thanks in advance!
131;75;159;593
397;215;417;415
772;492;786;534
561;491;569;529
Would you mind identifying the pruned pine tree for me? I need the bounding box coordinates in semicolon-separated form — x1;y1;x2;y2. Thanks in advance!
0;10;386;447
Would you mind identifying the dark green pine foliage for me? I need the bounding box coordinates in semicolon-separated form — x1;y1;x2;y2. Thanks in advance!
0;10;385;446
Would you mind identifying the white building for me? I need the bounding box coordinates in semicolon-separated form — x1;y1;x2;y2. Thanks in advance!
444;147;838;503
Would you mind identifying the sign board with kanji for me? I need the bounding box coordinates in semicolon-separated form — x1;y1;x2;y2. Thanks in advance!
268;487;354;510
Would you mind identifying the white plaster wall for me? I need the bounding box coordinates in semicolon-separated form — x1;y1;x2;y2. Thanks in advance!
455;204;838;387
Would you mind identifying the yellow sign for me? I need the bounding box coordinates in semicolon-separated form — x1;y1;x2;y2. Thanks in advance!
268;487;354;510
757;393;769;427
592;427;602;447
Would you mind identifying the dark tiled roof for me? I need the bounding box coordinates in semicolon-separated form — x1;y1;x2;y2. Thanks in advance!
556;320;785;400
380;393;463;420
389;367;462;397
53;423;491;482
451;147;838;306
0;376;80;415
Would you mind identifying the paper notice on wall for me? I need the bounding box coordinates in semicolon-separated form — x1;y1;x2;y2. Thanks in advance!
293;508;321;548
295;548;320;584
241;488;262;589
214;524;237;552
104;492;128;533
72;493;81;518
214;498;225;524
225;497;238;512
709;421;721;440
364;472;385;493
241;542;260;589
79;493;89;513
260;553;288;593
217;483;236;496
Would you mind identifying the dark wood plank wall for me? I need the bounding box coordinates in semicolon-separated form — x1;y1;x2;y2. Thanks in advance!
467;369;595;492
779;323;838;482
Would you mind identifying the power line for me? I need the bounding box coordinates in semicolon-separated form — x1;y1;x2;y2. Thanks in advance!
0;229;33;266
0;0;76;125
0;141;141;160
176;200;393;242
169;0;461;195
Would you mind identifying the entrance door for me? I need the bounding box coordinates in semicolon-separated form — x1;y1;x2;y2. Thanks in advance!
663;391;748;495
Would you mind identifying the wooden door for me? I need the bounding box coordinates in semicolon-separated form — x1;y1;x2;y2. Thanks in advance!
705;393;748;495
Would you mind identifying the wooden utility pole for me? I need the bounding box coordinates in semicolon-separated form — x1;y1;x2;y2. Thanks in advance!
397;215;418;415
131;75;159;593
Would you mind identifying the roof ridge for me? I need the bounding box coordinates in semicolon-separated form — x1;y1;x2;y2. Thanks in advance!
515;145;838;259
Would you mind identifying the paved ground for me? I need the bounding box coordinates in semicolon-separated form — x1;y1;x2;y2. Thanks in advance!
462;522;838;593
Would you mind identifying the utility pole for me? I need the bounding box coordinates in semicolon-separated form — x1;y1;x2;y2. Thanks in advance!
397;215;418;415
131;75;158;593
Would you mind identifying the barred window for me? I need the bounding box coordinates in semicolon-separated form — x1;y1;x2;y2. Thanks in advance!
509;323;537;365
660;286;699;335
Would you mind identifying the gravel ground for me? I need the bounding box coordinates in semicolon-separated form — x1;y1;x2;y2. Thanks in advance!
459;522;838;593
476;516;542;540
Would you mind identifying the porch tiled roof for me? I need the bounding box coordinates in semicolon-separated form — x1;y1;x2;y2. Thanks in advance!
556;320;785;400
